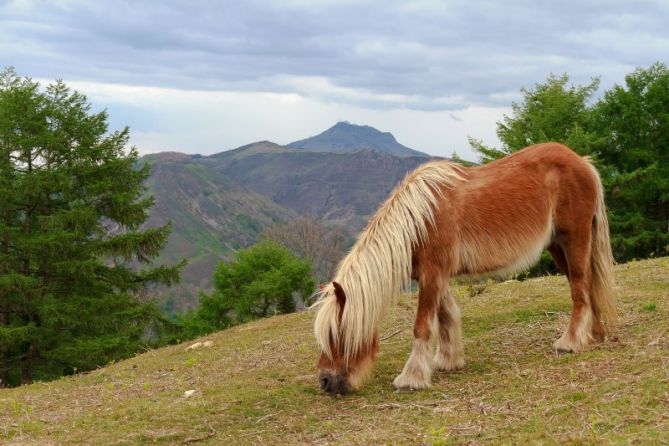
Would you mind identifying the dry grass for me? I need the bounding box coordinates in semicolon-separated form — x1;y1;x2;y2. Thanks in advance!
1;257;668;445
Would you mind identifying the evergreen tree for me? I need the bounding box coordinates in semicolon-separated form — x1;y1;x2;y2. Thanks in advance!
0;68;182;386
592;63;669;260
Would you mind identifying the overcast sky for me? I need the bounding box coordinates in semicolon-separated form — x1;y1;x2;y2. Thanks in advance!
1;0;667;160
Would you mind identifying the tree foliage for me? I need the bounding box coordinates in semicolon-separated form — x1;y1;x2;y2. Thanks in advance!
0;68;182;386
469;73;600;162
592;63;669;260
194;240;314;332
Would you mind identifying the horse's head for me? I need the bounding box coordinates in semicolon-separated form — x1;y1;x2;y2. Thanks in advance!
314;281;379;395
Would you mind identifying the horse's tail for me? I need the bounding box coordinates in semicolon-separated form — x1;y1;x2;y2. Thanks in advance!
588;162;616;334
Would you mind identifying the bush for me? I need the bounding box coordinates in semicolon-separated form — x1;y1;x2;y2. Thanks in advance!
193;240;315;332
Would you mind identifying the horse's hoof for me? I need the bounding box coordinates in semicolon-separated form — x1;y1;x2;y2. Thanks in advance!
433;355;465;371
394;386;415;393
553;337;584;353
392;373;432;391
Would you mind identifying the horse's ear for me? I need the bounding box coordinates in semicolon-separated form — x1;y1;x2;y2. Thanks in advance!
332;281;346;308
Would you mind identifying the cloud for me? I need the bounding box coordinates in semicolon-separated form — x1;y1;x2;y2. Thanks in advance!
4;0;667;107
54;78;505;160
2;0;667;159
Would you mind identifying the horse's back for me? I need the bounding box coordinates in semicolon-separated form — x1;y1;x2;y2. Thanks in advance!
430;143;598;276
461;143;596;208
470;142;592;182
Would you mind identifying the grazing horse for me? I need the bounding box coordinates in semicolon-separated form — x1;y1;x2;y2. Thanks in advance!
313;143;615;394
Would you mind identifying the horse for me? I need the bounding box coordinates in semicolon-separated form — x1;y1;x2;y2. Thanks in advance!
312;142;615;395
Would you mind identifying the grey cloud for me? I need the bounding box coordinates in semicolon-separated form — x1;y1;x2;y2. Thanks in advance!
0;0;667;110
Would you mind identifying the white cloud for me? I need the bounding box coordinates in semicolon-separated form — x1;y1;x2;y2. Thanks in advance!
57;79;506;161
268;74;468;109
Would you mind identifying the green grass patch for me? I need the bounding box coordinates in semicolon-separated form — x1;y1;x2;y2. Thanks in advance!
641;302;657;312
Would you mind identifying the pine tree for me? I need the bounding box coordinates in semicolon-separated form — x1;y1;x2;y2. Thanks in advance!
0;68;182;386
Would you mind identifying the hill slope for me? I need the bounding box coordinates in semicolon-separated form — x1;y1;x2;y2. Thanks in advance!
207;144;434;230
288;121;429;157
142;152;296;310
144;145;434;308
2;258;668;445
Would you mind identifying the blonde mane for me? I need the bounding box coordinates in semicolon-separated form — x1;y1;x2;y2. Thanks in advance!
313;160;465;362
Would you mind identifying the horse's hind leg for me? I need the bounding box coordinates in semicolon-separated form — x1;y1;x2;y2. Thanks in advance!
548;243;569;278
393;275;442;390
433;287;465;371
553;232;595;353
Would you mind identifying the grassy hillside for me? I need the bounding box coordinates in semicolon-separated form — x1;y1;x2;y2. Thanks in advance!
2;258;667;445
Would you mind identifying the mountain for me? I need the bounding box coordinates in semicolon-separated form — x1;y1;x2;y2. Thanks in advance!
209;140;302;161
287;121;429;157
206;142;434;230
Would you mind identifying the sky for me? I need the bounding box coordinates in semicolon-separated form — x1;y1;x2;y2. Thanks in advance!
1;0;667;161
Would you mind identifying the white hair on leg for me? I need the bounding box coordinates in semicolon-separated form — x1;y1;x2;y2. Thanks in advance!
347;355;375;391
554;304;594;353
393;338;433;390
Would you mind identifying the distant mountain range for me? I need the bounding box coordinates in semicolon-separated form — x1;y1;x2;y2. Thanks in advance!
142;122;440;311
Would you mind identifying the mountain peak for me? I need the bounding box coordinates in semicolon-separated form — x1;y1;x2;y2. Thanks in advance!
331;120;374;130
287;122;428;157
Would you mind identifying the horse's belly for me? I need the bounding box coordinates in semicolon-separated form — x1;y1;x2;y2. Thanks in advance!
456;218;553;278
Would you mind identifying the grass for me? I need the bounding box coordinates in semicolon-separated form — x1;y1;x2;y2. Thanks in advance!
1;257;668;445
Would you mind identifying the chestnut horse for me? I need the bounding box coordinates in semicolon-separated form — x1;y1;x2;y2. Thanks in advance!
313;143;615;394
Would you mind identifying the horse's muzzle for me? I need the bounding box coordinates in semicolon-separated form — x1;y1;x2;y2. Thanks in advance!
318;372;349;395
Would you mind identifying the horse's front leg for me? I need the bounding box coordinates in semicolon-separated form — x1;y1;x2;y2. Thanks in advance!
393;277;442;390
433;287;465;371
